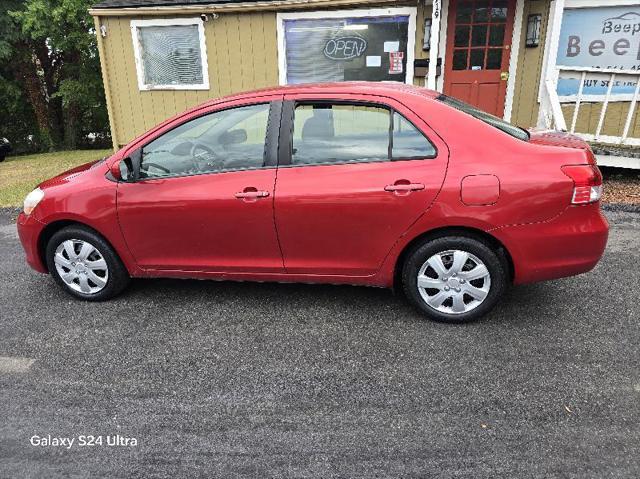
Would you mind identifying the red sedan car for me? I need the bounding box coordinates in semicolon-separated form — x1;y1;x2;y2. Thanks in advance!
17;82;608;322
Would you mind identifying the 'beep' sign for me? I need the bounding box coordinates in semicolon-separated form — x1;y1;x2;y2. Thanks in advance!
556;6;640;96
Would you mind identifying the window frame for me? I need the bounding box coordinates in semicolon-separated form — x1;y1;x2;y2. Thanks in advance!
278;99;438;168
130;17;210;91
121;101;282;182
276;7;417;85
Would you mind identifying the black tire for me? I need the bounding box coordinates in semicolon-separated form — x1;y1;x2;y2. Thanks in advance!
45;225;130;301
0;154;5;163
401;236;507;323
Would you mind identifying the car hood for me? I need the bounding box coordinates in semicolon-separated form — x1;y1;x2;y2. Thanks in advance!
38;159;106;189
527;129;592;150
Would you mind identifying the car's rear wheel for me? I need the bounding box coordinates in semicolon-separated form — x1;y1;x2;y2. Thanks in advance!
402;236;507;323
45;225;130;301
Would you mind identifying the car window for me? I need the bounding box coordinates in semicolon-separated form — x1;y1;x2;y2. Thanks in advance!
140;103;270;179
436;94;530;141
291;103;435;166
392;112;437;159
292;104;389;165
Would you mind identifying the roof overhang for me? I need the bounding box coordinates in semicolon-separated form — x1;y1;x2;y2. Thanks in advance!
90;0;400;16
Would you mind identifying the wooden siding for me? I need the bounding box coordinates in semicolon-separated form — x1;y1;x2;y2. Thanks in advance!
102;1;636;149
98;12;279;148
559;101;640;140
510;0;550;128
413;2;430;88
508;0;640;139
97;4;432;149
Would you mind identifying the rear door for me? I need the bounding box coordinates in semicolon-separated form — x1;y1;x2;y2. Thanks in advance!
273;94;449;276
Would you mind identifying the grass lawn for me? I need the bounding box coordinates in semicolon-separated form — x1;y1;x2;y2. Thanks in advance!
0;149;112;207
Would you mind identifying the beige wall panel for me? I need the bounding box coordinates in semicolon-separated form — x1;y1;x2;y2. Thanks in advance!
561;102;640;139
227;15;246;92
249;13;268;89
510;0;551;128
261;13;280;88
216;14;235;96
100;12;281;146
413;2;429;88
103;17;136;144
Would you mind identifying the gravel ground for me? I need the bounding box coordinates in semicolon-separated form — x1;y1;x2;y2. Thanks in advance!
602;168;640;205
1;208;639;478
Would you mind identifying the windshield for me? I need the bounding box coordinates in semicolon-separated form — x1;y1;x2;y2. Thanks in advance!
436;94;530;141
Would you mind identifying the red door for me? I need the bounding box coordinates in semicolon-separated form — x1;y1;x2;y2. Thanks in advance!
444;0;516;116
274;94;449;276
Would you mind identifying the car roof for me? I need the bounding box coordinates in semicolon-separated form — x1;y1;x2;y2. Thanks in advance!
204;81;440;106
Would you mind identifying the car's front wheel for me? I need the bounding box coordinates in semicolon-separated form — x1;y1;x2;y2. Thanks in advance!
402;236;507;323
45;225;130;301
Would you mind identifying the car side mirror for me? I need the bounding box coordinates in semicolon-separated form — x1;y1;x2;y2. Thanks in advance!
111;149;142;182
110;157;135;182
109;160;122;181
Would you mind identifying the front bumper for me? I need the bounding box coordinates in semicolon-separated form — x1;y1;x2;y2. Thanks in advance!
492;204;609;285
16;212;48;273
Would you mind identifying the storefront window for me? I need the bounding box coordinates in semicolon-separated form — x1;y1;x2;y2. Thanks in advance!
279;9;415;84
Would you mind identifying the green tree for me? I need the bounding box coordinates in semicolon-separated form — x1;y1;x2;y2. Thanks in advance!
0;0;40;153
0;0;109;152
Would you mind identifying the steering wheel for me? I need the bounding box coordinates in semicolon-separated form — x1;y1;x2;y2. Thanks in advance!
190;142;223;172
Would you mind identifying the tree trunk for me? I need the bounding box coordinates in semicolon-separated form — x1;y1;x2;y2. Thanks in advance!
63;104;79;150
13;45;55;150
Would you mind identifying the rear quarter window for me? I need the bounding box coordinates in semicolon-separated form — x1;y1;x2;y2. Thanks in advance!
436;94;530;142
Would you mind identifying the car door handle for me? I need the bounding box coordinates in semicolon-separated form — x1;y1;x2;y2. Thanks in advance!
384;182;425;193
234;188;270;200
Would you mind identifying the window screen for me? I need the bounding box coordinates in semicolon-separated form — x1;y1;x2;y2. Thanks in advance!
137;24;204;87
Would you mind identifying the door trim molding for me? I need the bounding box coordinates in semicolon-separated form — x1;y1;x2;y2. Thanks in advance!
503;0;524;122
435;0;450;93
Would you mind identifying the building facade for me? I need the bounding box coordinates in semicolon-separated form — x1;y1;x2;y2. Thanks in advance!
91;0;640;168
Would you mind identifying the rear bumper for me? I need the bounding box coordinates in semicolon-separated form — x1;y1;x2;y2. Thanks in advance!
16;212;48;273
492;204;609;285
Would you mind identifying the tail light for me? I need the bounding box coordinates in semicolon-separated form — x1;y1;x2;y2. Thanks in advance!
561;165;603;205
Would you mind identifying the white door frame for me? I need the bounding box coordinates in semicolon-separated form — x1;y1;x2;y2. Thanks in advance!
503;0;525;122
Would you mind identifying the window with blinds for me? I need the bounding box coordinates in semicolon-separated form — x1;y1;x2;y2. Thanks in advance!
131;19;209;90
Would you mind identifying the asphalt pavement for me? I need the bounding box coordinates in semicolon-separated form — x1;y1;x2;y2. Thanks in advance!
0;207;639;478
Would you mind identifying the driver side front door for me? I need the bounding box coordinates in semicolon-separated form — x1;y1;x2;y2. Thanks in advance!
116;98;285;274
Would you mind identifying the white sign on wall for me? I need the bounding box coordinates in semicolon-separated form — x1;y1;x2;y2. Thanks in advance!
556;6;640;96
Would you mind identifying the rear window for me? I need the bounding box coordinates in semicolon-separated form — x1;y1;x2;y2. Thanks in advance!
436;94;530;142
